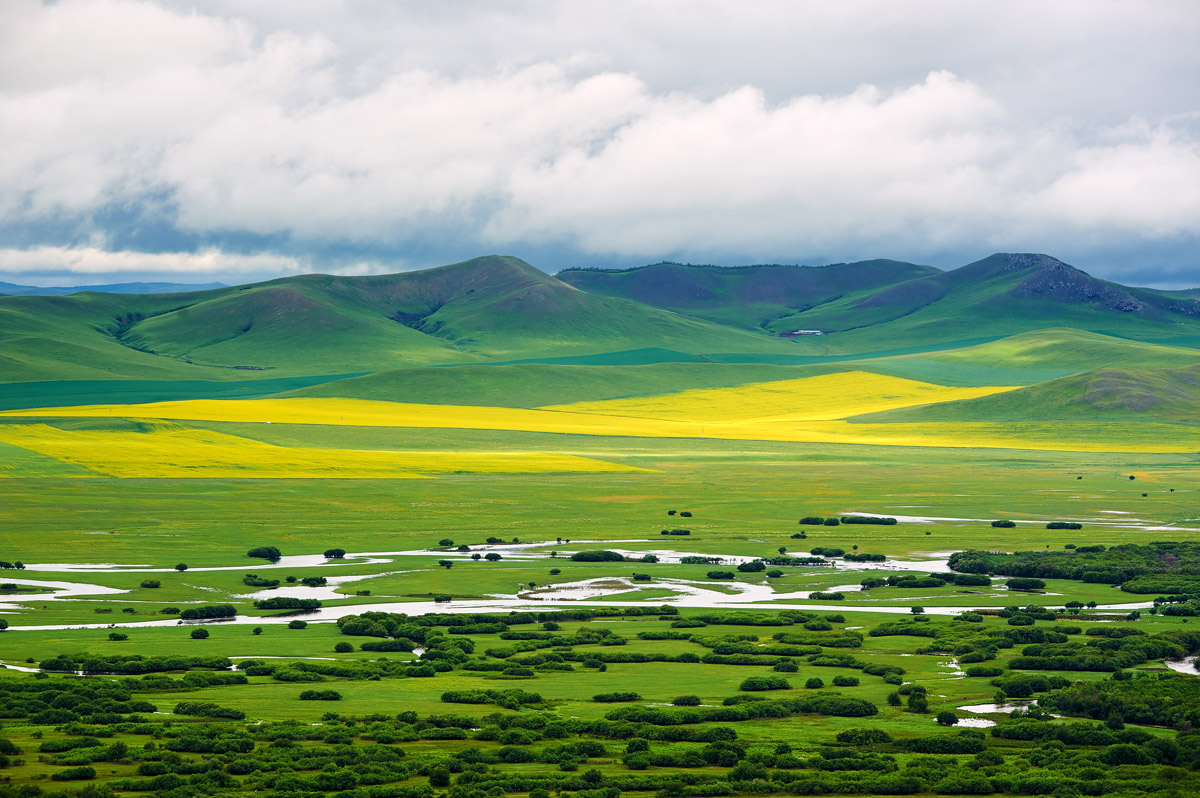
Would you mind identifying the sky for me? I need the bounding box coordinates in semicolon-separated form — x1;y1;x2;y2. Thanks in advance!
1;0;1198;288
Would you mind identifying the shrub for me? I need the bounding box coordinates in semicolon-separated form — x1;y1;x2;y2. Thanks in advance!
965;666;1004;677
1006;578;1046;591
324;548;346;558
1046;522;1082;530
799;517;824;525
247;546;283;561
739;676;790;691
672;695;702;706
51;766;95;781
707;571;736;580
179;604;236;620
832;675;859;687
593;692;641;702
140;579;161;588
841;515;897;526
804;677;825;689
569;550;625;562
823;518;840;526
334;642;353;653
107;632;127;641
174;701;245;719
991;520;1015;528
288;620;308;630
255;597;321;611
836;728;892;745
936;710;958;726
299;690;342;701
190;629;209;640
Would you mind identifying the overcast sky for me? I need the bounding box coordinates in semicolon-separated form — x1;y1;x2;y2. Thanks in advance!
2;0;1198;287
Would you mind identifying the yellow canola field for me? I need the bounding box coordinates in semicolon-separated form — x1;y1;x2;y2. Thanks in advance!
541;371;1012;421
4;395;1200;452
0;423;648;479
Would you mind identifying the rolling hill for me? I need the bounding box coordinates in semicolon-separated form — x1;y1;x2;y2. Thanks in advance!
846;329;1200;386
761;253;1200;352
0;280;226;296
857;362;1200;424
557;259;939;329
0;256;804;382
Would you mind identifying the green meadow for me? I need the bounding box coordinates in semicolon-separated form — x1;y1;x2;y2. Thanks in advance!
5;259;1200;796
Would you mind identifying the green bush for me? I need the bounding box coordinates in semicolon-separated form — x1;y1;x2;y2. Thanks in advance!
739;676;790;691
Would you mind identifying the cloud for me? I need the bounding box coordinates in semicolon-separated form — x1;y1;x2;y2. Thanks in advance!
0;0;1198;280
0;245;303;275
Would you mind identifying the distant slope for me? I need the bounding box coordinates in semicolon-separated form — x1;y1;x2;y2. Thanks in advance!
124;256;798;368
558;260;938;329
0;280;226;296
0;374;359;411
858;362;1200;424
849;329;1200;386
281;362;821;408
0;291;242;382
0;255;798;381
766;253;1200;353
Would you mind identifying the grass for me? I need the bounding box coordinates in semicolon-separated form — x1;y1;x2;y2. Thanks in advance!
865;361;1200;424
7;275;1200;795
281;362;816;408
0;373;362;411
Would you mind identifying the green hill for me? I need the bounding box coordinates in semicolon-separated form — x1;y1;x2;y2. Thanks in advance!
0;256;798;382
858;362;1200;424
557;259;938;329
846;329;1200;386
764;253;1200;353
0;290;241;383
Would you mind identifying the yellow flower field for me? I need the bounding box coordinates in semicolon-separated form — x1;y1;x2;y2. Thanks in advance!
0;423;649;479
0;367;1195;453
541;371;1014;421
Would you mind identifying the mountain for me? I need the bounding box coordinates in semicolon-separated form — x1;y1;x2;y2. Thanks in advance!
763;253;1200;352
860;362;1200;424
557;259;939;329
0;280;226;296
0;256;797;382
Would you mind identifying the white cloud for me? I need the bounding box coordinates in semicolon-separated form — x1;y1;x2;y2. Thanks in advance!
0;0;1198;278
0;245;303;275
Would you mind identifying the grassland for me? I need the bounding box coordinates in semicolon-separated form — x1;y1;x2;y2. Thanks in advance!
4;319;1200;796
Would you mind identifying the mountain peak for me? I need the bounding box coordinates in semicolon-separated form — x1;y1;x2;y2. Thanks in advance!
997;253;1071;272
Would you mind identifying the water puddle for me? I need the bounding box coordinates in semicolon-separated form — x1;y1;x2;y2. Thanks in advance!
1165;656;1199;675
236;570;421;601
948;718;995;728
